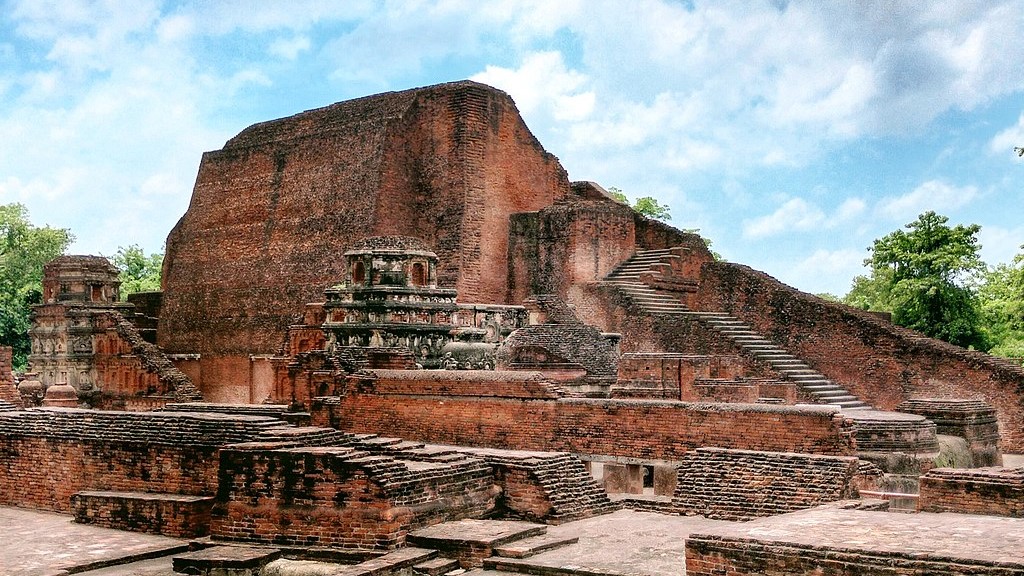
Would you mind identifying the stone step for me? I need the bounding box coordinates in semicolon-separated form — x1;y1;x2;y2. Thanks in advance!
492;533;580;559
786;374;831;382
802;384;842;392
759;354;800;362
811;389;856;398
833;400;871;408
358;436;404;447
413;556;461;576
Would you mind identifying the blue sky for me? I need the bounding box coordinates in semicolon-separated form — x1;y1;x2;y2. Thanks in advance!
2;1;1023;296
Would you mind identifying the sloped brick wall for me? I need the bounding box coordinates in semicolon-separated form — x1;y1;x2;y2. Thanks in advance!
693;261;1024;452
672;448;859;520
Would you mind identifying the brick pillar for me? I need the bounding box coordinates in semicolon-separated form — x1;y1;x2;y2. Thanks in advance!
0;347;20;405
654;465;677;496
604;463;644;494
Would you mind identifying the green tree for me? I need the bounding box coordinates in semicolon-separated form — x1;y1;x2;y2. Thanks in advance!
0;203;73;370
843;267;894;312
607;187;672;220
863;211;987;349
112;244;164;298
976;246;1024;363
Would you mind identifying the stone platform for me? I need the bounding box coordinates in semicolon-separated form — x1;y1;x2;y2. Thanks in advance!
9;504;1024;576
0;506;186;576
686;506;1024;575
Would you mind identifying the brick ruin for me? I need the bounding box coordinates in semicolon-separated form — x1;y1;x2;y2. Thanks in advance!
10;80;1024;574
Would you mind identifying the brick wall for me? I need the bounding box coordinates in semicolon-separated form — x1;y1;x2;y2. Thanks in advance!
211;443;498;550
323;374;856;461
918;467;1024;517
692;262;1024;452
672;447;859;520
0;409;288;512
71;491;214;537
160;81;568;397
358;369;561;399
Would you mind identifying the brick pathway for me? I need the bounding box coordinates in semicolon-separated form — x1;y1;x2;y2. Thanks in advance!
0;506;185;576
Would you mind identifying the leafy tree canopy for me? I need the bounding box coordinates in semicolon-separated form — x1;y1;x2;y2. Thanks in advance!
607;187;671;221
0;203;73;370
111;244;163;298
976;246;1024;362
857;211;987;349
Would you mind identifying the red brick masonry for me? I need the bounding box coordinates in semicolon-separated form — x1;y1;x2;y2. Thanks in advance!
319;370;857;460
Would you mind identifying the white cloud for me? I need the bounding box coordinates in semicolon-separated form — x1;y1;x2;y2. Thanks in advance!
836;197;867;221
875;180;979;222
990;113;1024;158
472;51;594;121
788;248;869;295
268;35;311;60
742;198;827;239
978;225;1024;268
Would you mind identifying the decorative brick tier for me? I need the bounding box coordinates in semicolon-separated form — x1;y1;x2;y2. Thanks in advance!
845;409;940;452
0;399;18;411
211;443;499;550
71;490;215;537
918;466;1024;517
897;398;1002;466
672;447;859;520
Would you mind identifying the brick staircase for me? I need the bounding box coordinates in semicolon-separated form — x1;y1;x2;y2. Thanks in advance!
603;251;870;411
689;312;869;410
603;249;691;315
343;436;619;523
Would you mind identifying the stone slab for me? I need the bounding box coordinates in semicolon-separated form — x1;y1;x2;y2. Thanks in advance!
688;506;1024;569
412;556;461;575
0;506;187;576
492;533;580;559
408;519;547;548
172;545;282;571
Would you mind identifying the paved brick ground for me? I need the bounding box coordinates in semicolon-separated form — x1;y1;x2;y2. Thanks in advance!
0;507;185;576
480;509;732;575
690;506;1024;567
7;499;1024;576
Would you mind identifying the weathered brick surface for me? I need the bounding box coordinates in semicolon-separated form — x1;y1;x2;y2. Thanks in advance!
356;369;562;399
685;536;1024;576
672;448;859;520
897;398;1002;466
693;261;1024;452
160;81;569;395
211;445;499;550
323;375;856;460
0;408;289;511
918;466;1024;517
0;346;19;406
71;490;214;537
